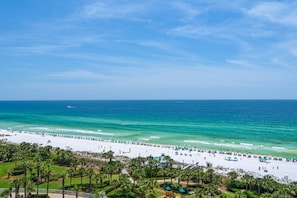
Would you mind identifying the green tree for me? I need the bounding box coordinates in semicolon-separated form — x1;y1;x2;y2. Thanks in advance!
285;183;297;197
195;187;204;198
242;174;254;190
119;174;132;198
130;167;145;185
262;176;276;193
73;185;81;198
67;167;76;188
78;167;85;185
106;150;114;162
159;168;169;184
26;179;35;198
10;179;21;198
146;156;158;178
164;155;174;167
181;169;192;191
34;153;43;195
95;171;106;188
234;191;247;198
44;164;51;198
227;171;238;185
86;168;94;192
61;172;66;198
205;184;221;197
147;189;157;198
21;160;30;198
0;189;11;198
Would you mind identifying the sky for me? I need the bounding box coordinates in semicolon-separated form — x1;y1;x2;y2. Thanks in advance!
1;0;297;100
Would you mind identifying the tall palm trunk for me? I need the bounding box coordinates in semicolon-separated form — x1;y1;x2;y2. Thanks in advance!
80;173;83;185
89;175;92;192
23;170;27;198
46;173;50;198
62;176;65;198
37;166;40;195
69;175;73;187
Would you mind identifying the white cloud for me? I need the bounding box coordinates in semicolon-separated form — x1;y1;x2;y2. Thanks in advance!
225;59;257;69
170;1;202;20
247;2;297;26
49;70;105;79
78;1;149;19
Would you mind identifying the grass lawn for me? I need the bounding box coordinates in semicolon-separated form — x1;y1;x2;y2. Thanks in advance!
0;161;17;187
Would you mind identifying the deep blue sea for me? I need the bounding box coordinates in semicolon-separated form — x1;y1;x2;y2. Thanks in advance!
0;100;297;157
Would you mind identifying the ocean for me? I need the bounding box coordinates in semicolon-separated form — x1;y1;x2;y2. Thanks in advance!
0;100;296;157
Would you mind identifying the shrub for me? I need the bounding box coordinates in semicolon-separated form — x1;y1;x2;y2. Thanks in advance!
29;194;48;198
10;167;24;176
244;190;260;198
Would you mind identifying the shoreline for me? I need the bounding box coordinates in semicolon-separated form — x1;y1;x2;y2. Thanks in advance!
1;129;297;183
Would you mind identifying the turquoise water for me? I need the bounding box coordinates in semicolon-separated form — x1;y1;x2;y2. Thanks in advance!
0;100;297;157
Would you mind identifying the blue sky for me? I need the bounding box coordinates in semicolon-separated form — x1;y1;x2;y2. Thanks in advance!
1;0;297;100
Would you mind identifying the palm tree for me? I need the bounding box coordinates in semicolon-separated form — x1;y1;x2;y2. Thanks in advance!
0;189;12;198
272;189;291;198
262;176;276;194
102;152;108;169
166;168;176;184
73;185;81;198
204;184;220;197
146;156;158;178
86;168;94;192
212;174;222;186
242;174;254;190
164;155;174;167
26;179;35;198
105;163;115;183
192;168;202;184
95;190;108;198
285;183;297;197
96;171;106;187
27;161;34;181
78;167;85;185
8;187;12;198
175;167;182;185
234;191;247;198
44;165;51;198
34;153;42;195
130;167;145;185
205;168;215;184
119;174;132;198
21;175;28;198
61;172;66;198
21;161;29;198
144;180;157;191
106;150;114;162
260;192;273;198
146;189;157;198
67;167;76;188
10;179;21;198
227;171;238;185
135;182;146;198
195;187;204;198
255;178;263;194
5;144;16;162
181;169;192;191
159;168;169;184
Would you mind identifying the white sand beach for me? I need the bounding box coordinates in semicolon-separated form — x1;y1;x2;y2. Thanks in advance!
1;129;296;182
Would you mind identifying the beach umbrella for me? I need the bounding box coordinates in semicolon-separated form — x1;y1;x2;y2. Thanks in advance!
179;188;185;193
165;186;171;191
